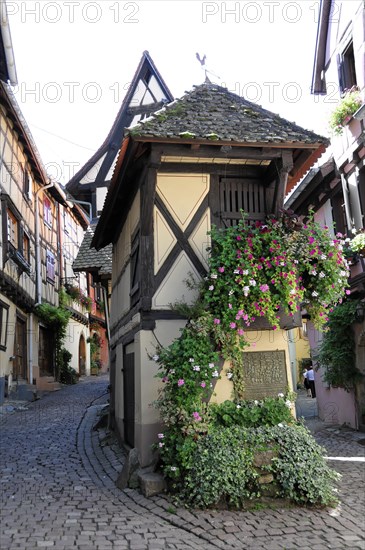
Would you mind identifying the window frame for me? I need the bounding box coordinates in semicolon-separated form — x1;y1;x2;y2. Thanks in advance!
337;39;357;93
46;249;56;284
43;196;53;228
1;194;31;274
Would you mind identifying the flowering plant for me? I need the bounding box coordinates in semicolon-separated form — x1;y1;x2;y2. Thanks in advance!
329;87;362;135
349;230;365;254
204;213;349;349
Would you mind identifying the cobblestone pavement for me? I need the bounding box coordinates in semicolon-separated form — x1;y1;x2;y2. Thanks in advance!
1;376;364;550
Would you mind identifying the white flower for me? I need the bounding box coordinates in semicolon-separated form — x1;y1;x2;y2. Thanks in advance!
152;354;159;362
209;285;214;291
211;274;218;279
208;363;215;369
243;286;250;296
189;358;194;363
290;289;296;295
193;365;200;372
234;269;240;274
278;423;284;428
321;254;327;260
312;290;319;297
159;442;164;447
157;433;164;439
236;405;241;409
278;392;284;398
249;279;256;286
311;269;317;276
319;272;325;278
212;370;219;378
280;261;285;266
254;400;259;405
170;466;177;471
294;259;299;264
340;271;347;277
226;372;233;379
285;400;292;408
242;269;249;275
228;289;234;295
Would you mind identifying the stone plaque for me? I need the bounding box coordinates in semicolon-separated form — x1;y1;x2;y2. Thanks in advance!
242;351;287;400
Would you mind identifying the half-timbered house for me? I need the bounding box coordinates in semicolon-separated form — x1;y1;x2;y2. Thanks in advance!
286;0;365;430
92;80;329;466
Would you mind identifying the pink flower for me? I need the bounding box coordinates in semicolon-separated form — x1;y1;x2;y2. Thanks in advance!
214;318;221;325
345;289;351;295
237;236;242;241
200;382;206;388
192;412;202;421
230;322;236;329
162;376;168;383
260;284;269;292
228;303;232;309
218;266;225;273
177;379;185;386
237;329;244;336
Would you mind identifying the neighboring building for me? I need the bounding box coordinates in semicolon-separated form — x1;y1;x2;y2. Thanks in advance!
285;0;365;430
92;81;329;466
0;80;91;398
0;4;94;399
66;51;174;220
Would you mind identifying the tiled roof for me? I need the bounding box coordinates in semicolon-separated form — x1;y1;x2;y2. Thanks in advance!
126;82;329;145
73;222;112;275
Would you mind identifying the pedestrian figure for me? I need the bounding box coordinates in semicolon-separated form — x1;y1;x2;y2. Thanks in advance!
305;364;316;398
302;368;311;397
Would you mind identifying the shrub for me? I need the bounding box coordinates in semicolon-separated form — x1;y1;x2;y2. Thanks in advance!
210;395;294;428
329;88;362;135
177;424;340;509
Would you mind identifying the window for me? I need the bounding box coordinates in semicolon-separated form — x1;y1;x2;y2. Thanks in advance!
23;169;31;199
22;233;30;263
43;197;53;227
7;208;18;247
338;41;357;93
0;300;10;351
46;250;55;283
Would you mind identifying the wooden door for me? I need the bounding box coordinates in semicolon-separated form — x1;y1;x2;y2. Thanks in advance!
79;334;86;375
13;317;27;380
123;349;135;447
38;326;54;376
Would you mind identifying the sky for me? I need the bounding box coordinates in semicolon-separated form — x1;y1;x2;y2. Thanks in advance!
6;0;345;184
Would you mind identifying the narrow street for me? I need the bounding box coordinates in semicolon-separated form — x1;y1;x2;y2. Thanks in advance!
1;376;364;550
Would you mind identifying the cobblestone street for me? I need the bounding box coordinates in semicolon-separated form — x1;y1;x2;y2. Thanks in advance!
1;376;364;550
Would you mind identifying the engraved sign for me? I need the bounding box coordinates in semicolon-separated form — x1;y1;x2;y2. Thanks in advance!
242;351;287;400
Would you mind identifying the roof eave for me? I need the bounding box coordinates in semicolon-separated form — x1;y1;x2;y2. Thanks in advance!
311;0;332;94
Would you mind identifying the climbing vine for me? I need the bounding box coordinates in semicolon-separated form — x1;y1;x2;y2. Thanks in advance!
316;299;363;390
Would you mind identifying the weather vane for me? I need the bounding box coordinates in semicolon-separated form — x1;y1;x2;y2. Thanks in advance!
196;53;221;83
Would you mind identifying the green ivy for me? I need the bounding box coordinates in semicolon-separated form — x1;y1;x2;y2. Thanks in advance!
176;424;339;509
34;303;71;381
316;300;363;390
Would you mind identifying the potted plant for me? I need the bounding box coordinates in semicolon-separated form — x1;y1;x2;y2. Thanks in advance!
329;87;362;135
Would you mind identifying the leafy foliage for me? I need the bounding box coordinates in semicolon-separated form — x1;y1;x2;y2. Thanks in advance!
210;395;294;428
176;424;340;509
58;348;78;384
316;300;363;390
329;88;362;135
35;303;71;381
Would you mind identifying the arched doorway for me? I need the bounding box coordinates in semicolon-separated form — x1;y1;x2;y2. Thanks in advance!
79;334;86;376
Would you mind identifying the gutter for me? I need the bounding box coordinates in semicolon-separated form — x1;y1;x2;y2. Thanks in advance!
0;0;17;85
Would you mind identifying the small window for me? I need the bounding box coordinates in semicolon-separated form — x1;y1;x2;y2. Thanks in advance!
23;169;31;199
0;300;10;351
46;250;55;283
7;208;18;247
22;233;30;263
44;197;53;227
338;41;357;93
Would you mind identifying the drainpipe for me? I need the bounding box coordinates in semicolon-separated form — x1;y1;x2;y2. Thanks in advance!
35;182;54;305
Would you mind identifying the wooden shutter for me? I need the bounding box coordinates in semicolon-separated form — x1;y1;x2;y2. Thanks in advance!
219;177;267;227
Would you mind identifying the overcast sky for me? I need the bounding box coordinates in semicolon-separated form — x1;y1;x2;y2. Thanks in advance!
7;0;345;184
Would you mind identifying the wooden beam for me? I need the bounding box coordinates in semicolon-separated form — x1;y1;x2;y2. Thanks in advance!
150;143;284;160
272;150;294;216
